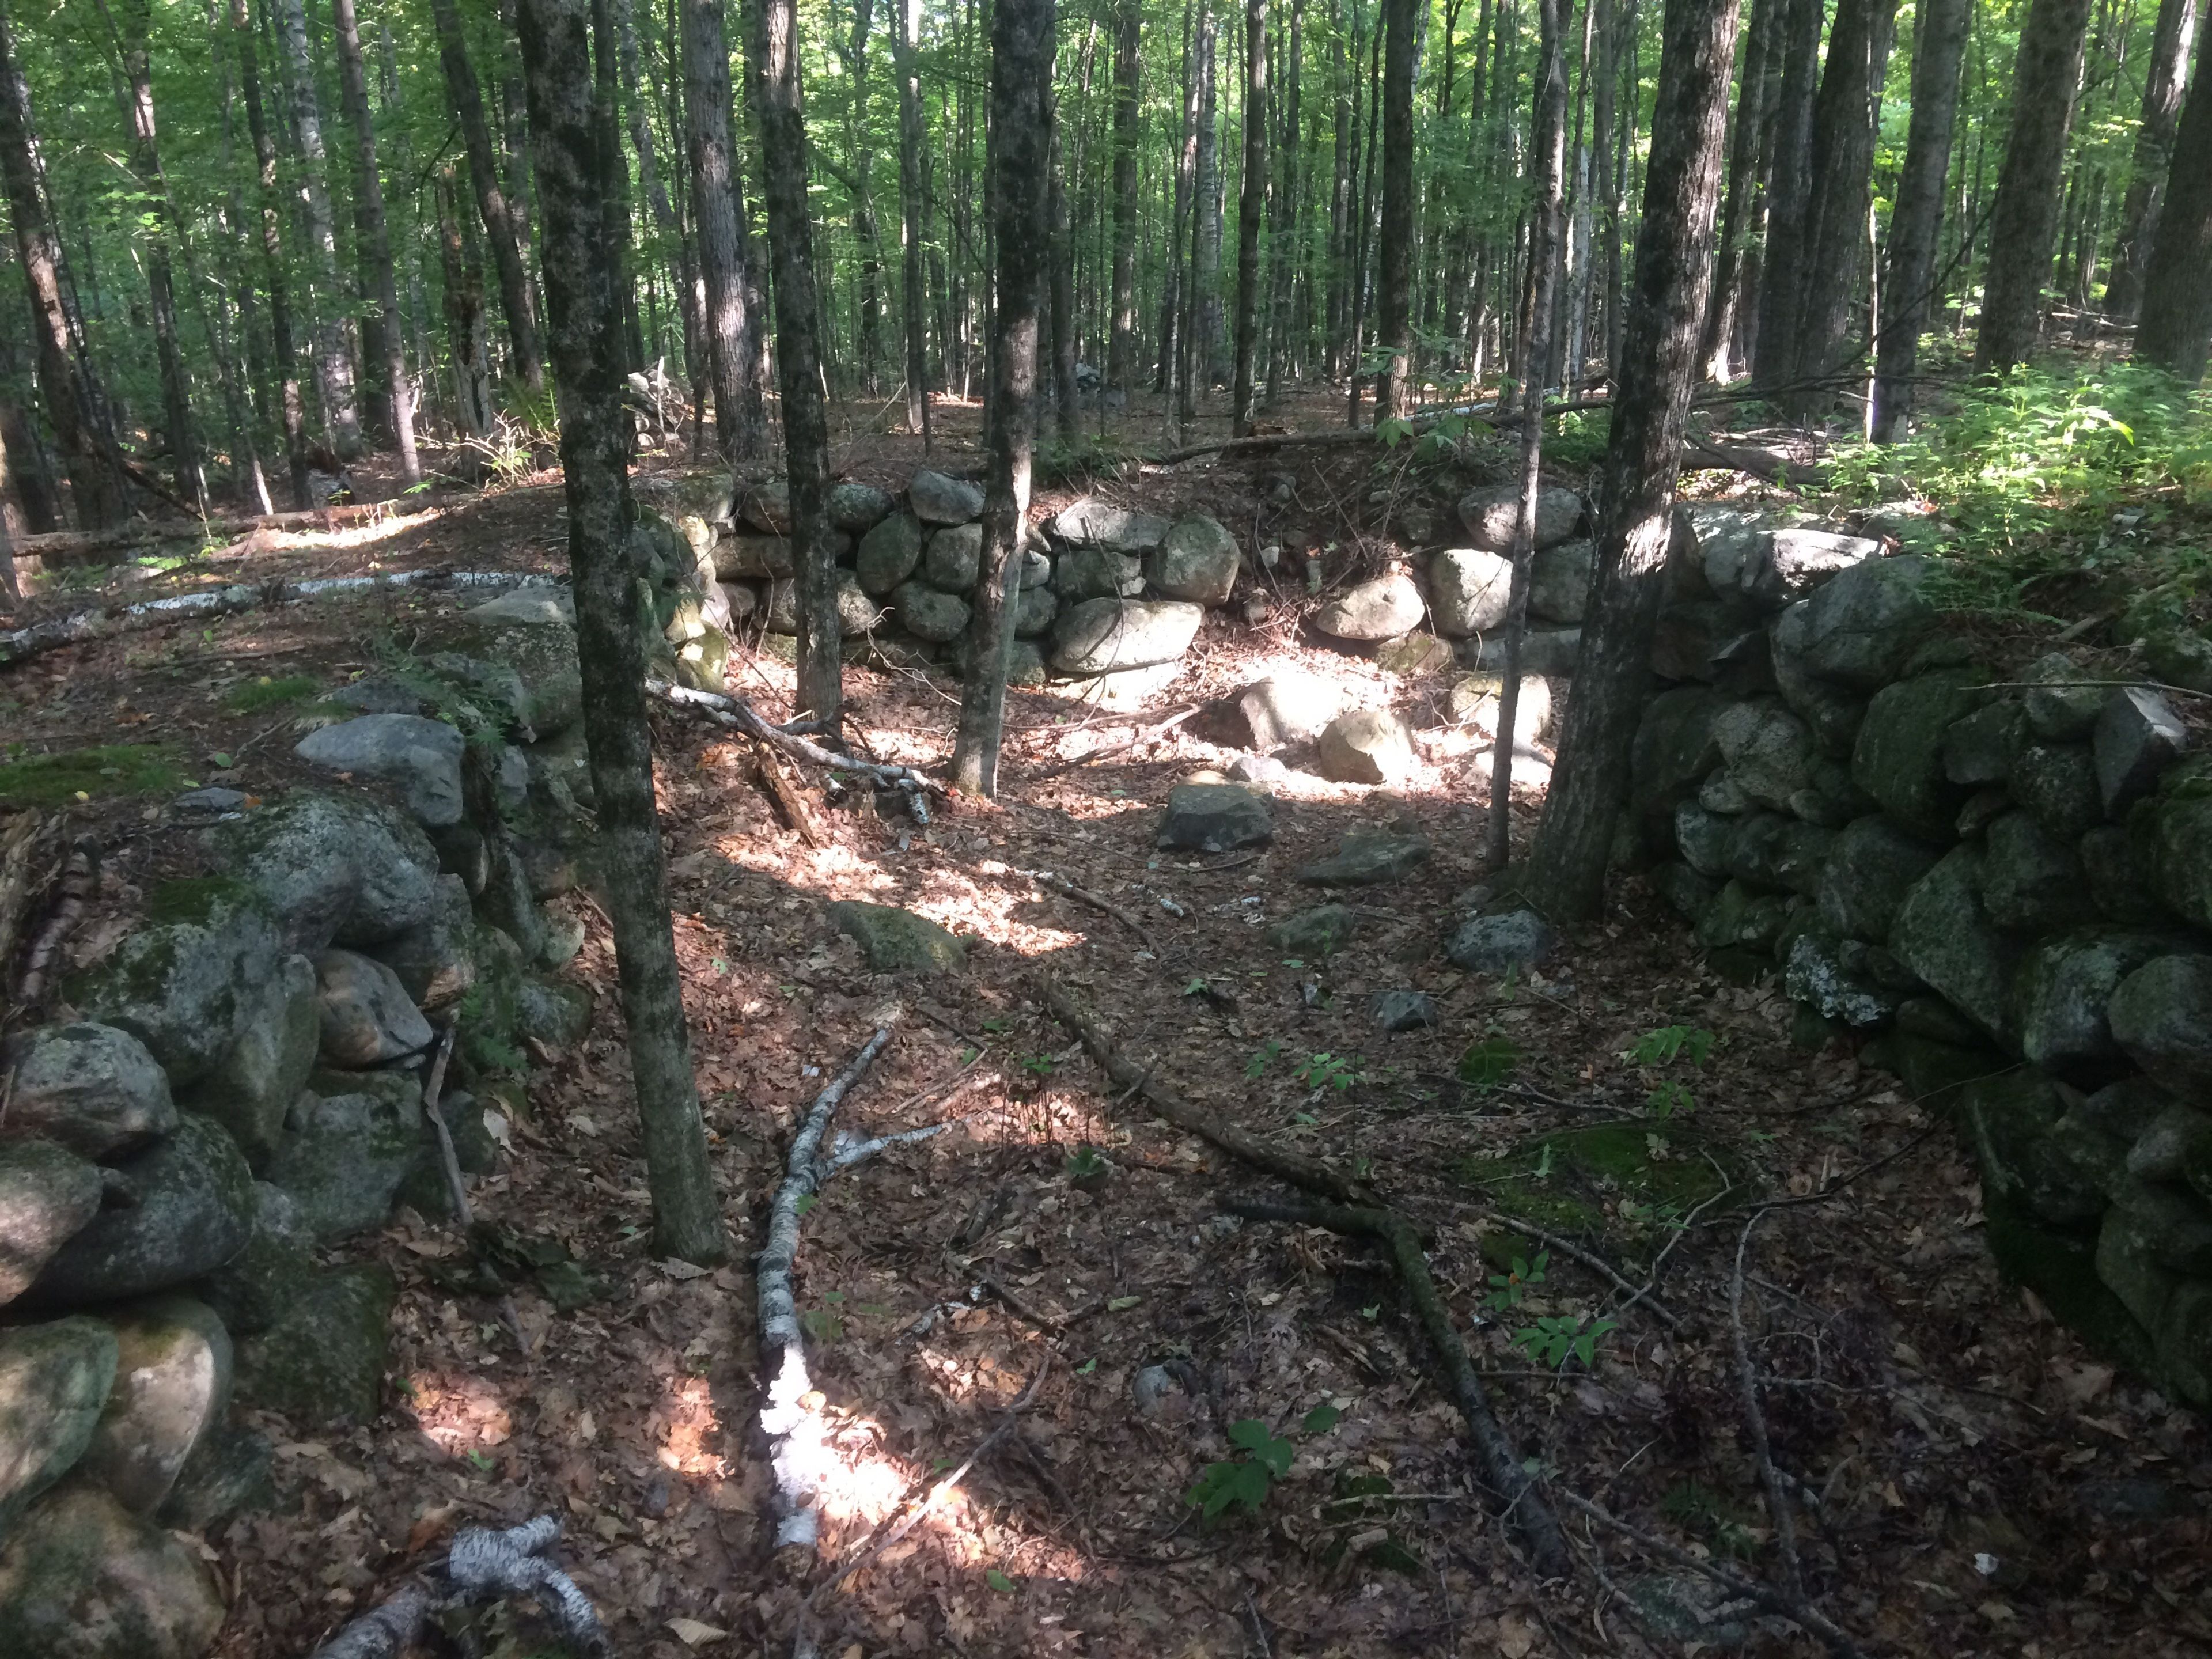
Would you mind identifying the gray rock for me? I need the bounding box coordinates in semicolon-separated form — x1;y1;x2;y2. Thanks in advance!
72;880;283;1089
922;521;984;590
1233;674;1343;749
1225;753;1289;786
1316;709;1417;785
0;1319;118;1532
156;1423;273;1532
892;581;972;644
1965;1072;2104;1226
366;873;476;1015
1005;640;1048;687
2013;929;2188;1070
1652;600;1752;683
1051;597;1203;674
1464;627;1582;677
1851;668;1987;840
194;1182;313;1336
836;570;884;636
1019;546;1052;589
1157;783;1274;853
909;468;984;524
2126;1105;2212;1184
203;790;445;955
1425;550;1512;637
827;480;896;532
1785;933;1901;1027
1267;904;1354;957
2135;763;2212;930
2022;652;2107;740
517;978;590;1049
1628;687;1725;821
2079;1075;2180;1139
828;901;965;974
2143;627;2212;694
1013;584;1060;638
1619;1571;1754;1650
1694;880;1793;952
763;575;800;633
1456;483;1582;551
178;953;317;1168
2080;823;2165;924
854;510;925;595
0;1142;101;1308
313;950;433;1067
1528;539;1596;624
1318;570;1428;641
1054;544;1147;601
266;1086;421;1244
82;1298;230;1514
1445;672;1553;744
28;1117;255;1306
466;587;573;627
2110;1180;2212;1277
441;612;585;737
1713;699;1818;812
1757;527;1884;607
738;476;791;533
1781;553;1936;690
1889;846;2016;1040
294;713;465;828
2096;686;2187;813
1768;600;1869;753
1446;908;1556;974
1052;497;1169;552
1297;831;1431;885
1372;990;1439;1032
2109;955;2212;1097
0;1025;175;1161
173;786;248;815
1149;516;1241;605
1673;802;1736;877
1980;811;2101;934
236;1263;395;1425
1942;699;2025;786
1724;812;1834;896
2010;741;2103;843
1652;862;1720;920
0;1482;224;1659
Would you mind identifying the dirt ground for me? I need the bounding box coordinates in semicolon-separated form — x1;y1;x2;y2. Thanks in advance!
5;385;2210;1659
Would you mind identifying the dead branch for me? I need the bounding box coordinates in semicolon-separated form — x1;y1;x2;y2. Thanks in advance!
1025;704;1202;778
14;835;95;1009
1022;868;1161;956
1041;980;1374;1206
1461;1205;1680;1331
759;1027;895;1551
1732;1211;1805;1605
308;1516;607;1658
16;497;436;565
646;679;944;821
752;737;830;845
1221;1194;1569;1578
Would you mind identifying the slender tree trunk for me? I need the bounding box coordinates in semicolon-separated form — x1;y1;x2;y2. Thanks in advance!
677;0;765;456
1327;0;1352;378
1195;15;1228;393
2137;71;2212;380
893;0;933;441
232;0;306;507
836;0;884;397
514;0;726;1266
1790;0;1897;412
1234;0;1270;431
1868;0;1968;438
1374;0;1417;416
2105;0;2202;319
276;0;362;458
433;0;546;391
1487;0;1566;868
1160;1;1197;397
1698;0;1774;377
1048;115;1080;442
331;0;418;480
0;4;126;528
618;0;702;408
952;0;1054;797
755;0;840;722
438;165;497;438
1749;0;1817;390
1975;0;2093;372
1266;0;1303;402
1346;9;1382;422
1525;0;1742;922
1109;0;1142;391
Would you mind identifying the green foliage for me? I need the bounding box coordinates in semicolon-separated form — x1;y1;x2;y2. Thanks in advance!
1184;1406;1342;1521
1294;1052;1360;1092
1456;1034;1521;1092
1245;1038;1283;1079
1482;1251;1548;1316
1018;1052;1056;1077
224;673;320;713
1626;1024;1715;1121
1661;1480;1764;1559
1513;1313;1619;1370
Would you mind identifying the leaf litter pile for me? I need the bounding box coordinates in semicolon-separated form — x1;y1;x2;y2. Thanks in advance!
9;449;2206;1659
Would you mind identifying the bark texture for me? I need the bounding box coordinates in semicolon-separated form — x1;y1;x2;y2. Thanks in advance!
2104;0;2202;321
332;0;419;480
680;0;766;456
1974;0;2094;373
1748;0;1816;391
893;0;932;440
1375;0;1417;418
2137;73;2212;381
231;0;307;509
1233;0;1268;433
434;0;546;390
1108;0;1142;392
278;0;362;458
1869;0;1969;439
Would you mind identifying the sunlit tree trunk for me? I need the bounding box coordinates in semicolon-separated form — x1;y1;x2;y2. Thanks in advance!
1048;114;1080;442
1233;0;1268;432
1108;0;1142;392
1265;0;1302;402
332;0;418;480
1374;0;1417;419
433;0;546;391
278;0;362;458
616;0;702;404
678;0;764;456
893;0;932;441
437;166;497;440
1868;0;1968;439
1975;0;2093;373
230;0;306;508
1698;0;1774;379
2105;0;2202;320
1748;0;1816;391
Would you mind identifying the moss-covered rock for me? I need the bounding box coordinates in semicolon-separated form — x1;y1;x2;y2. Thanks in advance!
2131;759;2212;931
828;902;966;974
71;879;282;1088
1982;1191;2151;1372
1889;845;2016;1042
0;1140;103;1306
1980;811;2101;935
264;1084;422;1244
1816;815;1944;941
0;1482;223;1659
2009;741;2103;844
1851;668;1987;841
180;952;319;1169
1963;1071;2105;1226
236;1263;395;1425
193;1181;313;1336
1267;904;1355;959
2011;929;2191;1073
1465;1122;1735;1247
27;1118;255;1306
201;790;445;953
0;1318;117;1534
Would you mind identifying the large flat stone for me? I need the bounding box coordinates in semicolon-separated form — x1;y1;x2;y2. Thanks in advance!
294;714;466;828
0;1025;175;1161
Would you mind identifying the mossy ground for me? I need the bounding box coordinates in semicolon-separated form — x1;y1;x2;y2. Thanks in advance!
1460;1119;1738;1260
0;743;185;807
222;674;321;714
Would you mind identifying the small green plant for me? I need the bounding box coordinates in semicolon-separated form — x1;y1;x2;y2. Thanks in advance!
1064;1146;1110;1192
801;1291;846;1343
1627;1024;1716;1120
1456;1034;1521;1092
1661;1480;1763;1559
1482;1251;1548;1316
1018;1052;1056;1077
225;673;321;714
1514;1313;1619;1370
1294;1052;1359;1092
1245;1038;1283;1080
1647;1078;1696;1120
1185;1406;1343;1521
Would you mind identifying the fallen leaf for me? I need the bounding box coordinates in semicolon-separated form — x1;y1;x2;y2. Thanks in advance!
661;1258;712;1281
666;1615;728;1646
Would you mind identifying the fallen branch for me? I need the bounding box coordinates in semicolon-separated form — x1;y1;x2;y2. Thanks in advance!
1462;1205;1680;1331
759;1027;895;1550
646;679;945;822
1025;704;1202;778
1732;1211;1808;1608
825;1120;950;1173
16;497;437;565
1041;980;1373;1205
14;835;95;1009
309;1516;607;1658
0;569;558;669
1022;868;1162;956
1222;1195;1569;1575
752;737;830;846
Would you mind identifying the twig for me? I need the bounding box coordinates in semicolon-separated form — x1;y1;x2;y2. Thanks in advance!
646;678;945;820
759;1027;895;1551
1022;868;1163;957
419;1021;528;1353
1458;1205;1680;1330
1732;1210;1804;1606
1025;704;1202;778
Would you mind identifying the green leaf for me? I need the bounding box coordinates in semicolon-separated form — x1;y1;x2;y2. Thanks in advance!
1075;1357;1098;1375
1456;1036;1521;1092
1228;1419;1295;1478
1301;1403;1343;1436
985;1569;1017;1593
1106;1294;1143;1312
1187;1457;1273;1518
795;1194;817;1216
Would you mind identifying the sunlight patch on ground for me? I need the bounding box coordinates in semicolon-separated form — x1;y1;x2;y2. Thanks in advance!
406;1370;513;1457
655;1375;726;1477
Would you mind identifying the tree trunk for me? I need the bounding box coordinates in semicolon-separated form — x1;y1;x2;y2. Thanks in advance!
0;4;126;529
1487;0;1567;868
1698;0;1774;378
1868;0;1968;438
1375;0;1417;418
951;0;1054;797
230;0;306;509
331;0;418;480
1048;115;1080;443
1108;0;1142;391
438;165;497;438
1789;0;1897;411
1346;9;1381;422
893;0;932;441
1327;0;1351;378
2137;70;2212;380
1748;0;1816;391
836;0;884;397
1974;0;2093;373
1266;0;1303;402
617;0;703;410
433;0;546;391
276;0;362;459
1234;0;1269;432
2105;0;2202;320
755;0;841;722
1196;18;1229;393
1160;1;1196;396
514;0;726;1267
1524;0;1741;923
677;0;765;456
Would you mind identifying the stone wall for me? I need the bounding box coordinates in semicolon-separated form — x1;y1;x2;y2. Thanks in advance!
0;585;595;1655
1630;506;2212;1405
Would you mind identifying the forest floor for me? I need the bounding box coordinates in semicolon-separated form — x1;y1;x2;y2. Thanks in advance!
6;384;2210;1659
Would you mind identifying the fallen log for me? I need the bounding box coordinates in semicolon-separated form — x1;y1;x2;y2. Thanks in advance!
646;679;946;822
14;497;438;565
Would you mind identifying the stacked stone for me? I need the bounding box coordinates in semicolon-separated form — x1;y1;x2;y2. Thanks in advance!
1633;510;2212;1404
0;589;602;1655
